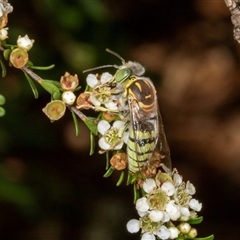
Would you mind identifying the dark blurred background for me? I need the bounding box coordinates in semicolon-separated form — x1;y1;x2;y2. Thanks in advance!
0;0;239;239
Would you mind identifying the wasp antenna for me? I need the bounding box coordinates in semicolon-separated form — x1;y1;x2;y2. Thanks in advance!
83;64;115;73
105;48;126;65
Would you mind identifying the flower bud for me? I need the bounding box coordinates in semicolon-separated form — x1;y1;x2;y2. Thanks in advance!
0;27;8;40
126;219;140;233
17;35;34;51
187;227;197;239
9;48;28;68
62;91;76;105
178;222;191;234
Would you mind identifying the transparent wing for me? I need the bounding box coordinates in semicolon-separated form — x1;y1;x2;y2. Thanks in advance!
156;105;172;172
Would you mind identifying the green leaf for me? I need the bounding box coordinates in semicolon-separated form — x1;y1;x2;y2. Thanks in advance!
0;106;5;117
52;91;61;100
28;64;55;70
74;86;82;91
116;171;124;186
188;216;203;225
126;172;132;185
3;49;11;60
40;80;61;96
23;72;39;99
89;131;95;155
105;151;109;170
0;94;6;105
84;118;98;136
0;58;6;77
194;234;214;240
71;111;79;137
42;79;61;88
103;166;115;177
133;183;139;203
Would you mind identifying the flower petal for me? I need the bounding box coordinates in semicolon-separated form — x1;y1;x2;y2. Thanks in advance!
100;72;113;84
105;101;118;111
86;74;98;88
143;178;156;193
97;120;110;135
98;137;111;150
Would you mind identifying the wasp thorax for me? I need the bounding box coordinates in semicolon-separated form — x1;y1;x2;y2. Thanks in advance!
124;61;145;76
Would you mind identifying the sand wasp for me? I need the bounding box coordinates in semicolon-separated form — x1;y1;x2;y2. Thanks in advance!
83;49;172;174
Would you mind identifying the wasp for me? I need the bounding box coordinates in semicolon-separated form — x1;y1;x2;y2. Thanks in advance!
83;49;172;174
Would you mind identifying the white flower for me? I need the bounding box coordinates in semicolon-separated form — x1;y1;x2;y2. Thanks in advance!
137;211;148;217
161;181;176;196
97;120;126;151
0;27;8;40
141;232;155;240
165;200;181;221
180;206;190;220
185;181;196;195
169;226;180;239
126;219;140;233
189;199;202;212
156;225;171;240
62;91;76;105
161;211;170;223
149;210;163;222
104;101;118;111
173;172;182;186
136;197;149;213
86;72;113;88
98;119;110;135
143;178;156;193
17;35;34;51
0;1;13;17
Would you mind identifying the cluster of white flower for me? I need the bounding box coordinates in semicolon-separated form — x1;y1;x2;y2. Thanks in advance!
85;72;127;112
0;0;13;41
0;0;12;17
126;170;202;240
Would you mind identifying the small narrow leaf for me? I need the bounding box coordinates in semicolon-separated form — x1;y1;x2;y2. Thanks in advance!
116;171;124;186
89;131;95;155
28;64;55;70
126;172;132;185
103;166;115;178
42;79;61;88
23;72;39;99
71;111;79;137
3;49;11;60
52;91;61;100
194;234;214;240
40;81;61;96
74;86;82;91
84;118;98;136
105;152;109;170
0;59;6;77
133;183;139;203
188;216;203;225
